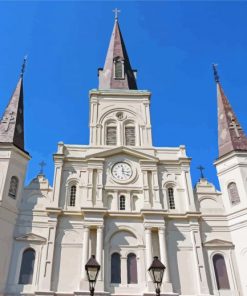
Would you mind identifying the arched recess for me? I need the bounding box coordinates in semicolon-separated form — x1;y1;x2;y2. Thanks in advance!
227;182;240;205
8;176;19;199
127;253;138;284
163;181;176;210
212;253;230;290
111;252;121;283
66;178;79;208
18;248;36;284
104;119;117;146
105;225;143;246
123;119;136;146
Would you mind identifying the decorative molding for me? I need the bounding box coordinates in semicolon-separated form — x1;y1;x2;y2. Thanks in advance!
15;232;47;243
203;239;234;248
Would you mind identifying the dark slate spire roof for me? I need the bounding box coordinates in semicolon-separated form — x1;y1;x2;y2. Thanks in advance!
0;77;25;151
98;18;137;90
213;65;247;157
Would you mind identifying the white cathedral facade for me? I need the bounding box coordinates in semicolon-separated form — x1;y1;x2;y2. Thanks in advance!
0;16;247;296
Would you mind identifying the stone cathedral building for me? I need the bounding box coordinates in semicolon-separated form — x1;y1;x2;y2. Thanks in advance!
0;16;247;296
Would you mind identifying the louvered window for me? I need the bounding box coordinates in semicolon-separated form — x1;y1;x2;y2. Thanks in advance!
119;195;125;210
8;176;19;199
228;182;240;205
115;61;124;79
168;187;175;209
69;185;76;206
125;126;135;146
106;126;117;145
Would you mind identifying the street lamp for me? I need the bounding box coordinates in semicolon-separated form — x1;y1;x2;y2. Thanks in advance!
148;256;166;296
85;255;101;296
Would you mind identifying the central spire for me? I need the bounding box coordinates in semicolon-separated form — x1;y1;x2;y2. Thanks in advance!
98;13;137;90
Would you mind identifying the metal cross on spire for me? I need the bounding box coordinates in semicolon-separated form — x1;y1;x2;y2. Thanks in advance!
39;161;46;175
20;55;28;78
197;165;205;179
212;63;220;83
113;8;121;20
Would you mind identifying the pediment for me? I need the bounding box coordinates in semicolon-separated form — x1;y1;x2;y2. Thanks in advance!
15;233;46;243
203;239;234;248
86;146;158;162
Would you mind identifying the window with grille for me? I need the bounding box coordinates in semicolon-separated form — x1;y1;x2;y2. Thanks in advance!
106;126;117;145
111;253;121;283
8;176;19;199
114;60;124;79
127;253;138;284
69;185;76;206
119;195;125;210
168;187;175;209
125;126;135;146
213;254;230;290
19;248;35;284
228;182;240;205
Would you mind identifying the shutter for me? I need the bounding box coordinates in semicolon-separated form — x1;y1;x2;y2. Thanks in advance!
106;126;117;145
115;61;123;78
125;127;135;146
228;183;240;205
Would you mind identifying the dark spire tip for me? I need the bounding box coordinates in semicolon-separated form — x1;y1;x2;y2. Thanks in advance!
20;55;28;78
212;63;220;83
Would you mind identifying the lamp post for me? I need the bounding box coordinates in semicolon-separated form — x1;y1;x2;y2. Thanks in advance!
148;256;166;296
85;255;101;296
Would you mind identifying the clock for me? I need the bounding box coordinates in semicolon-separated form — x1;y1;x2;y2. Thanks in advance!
112;162;132;181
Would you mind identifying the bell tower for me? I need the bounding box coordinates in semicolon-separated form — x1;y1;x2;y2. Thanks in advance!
0;58;30;294
213;65;247;295
89;15;152;148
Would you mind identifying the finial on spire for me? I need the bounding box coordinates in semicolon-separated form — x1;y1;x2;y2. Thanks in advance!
20;55;28;78
39;161;46;175
113;8;121;20
197;165;205;179
212;63;220;83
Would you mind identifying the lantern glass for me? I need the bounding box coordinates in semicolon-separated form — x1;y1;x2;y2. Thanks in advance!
87;266;99;282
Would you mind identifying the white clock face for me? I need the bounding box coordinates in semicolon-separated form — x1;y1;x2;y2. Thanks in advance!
112;162;132;181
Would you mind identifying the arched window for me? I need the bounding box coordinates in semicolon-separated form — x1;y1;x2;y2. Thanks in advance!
111;253;121;283
125;125;135;146
213;254;230;290
19;248;35;284
69;185;76;206
127;253;137;284
106;122;117;145
8;176;19;199
119;195;125;210
228;182;240;205
167;187;175;209
114;58;124;79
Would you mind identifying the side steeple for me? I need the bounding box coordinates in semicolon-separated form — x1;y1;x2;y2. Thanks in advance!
213;64;247;157
0;57;27;152
98;11;137;90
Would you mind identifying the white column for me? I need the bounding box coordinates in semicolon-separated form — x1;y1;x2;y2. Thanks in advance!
158;227;170;282
96;226;103;280
82;226;90;279
145;227;153;274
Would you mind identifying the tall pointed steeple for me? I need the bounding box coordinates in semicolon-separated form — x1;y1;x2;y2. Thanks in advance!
0;58;27;152
98;12;137;90
213;64;247;157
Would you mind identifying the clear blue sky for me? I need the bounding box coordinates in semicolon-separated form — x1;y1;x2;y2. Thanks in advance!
1;1;247;189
